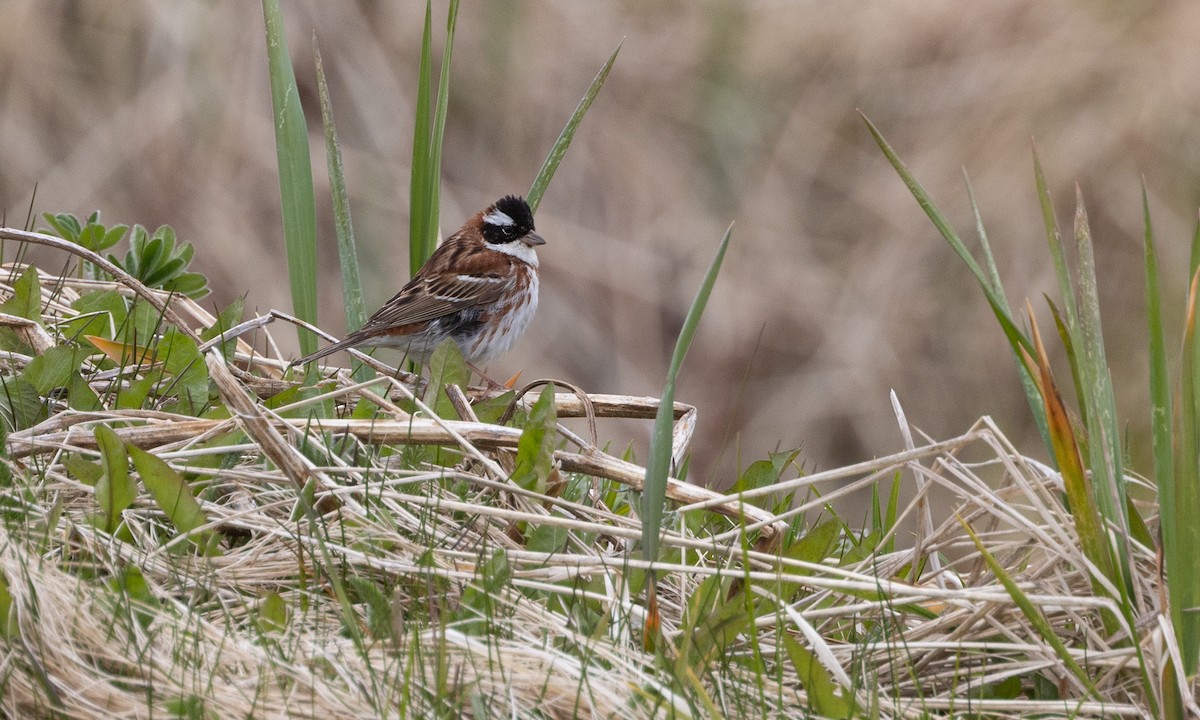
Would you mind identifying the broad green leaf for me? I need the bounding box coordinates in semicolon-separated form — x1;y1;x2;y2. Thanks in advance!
511;383;557;493
472;389;515;424
64;290;126;342
108;565;158;629
199;297;246;361
456;548;509;636
0;375;45;432
348;578;392;640
65;453;103;486
423;338;470;419
783;635;852;718
68;371;102;411
0;264;42;324
94;425;136;534
0;573;12;639
257;591;288;634
129;445;220;556
157;328;210;416
526;524;568;554
22;346;79;394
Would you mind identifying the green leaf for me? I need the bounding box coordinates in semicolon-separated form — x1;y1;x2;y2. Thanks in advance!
64;290;127;342
101;224;129;252
409;0;437;275
782;519;840;570
527;523;568;554
456;548;510;636
94;425;136;534
262;0;319;355
862;115;1047;448
527;40;621;213
783;635;852;718
157;328;210;416
108;565;158;629
166;272;209;299
129;445;220;556
65;453;104;486
408;0;461;274
511;383;557;493
0;264;42;324
256;591;288;634
42;212;82;242
199;297;246;361
728;459;783;505
1173;261;1200;674
472;390;515;424
0;375;45;432
960;516;1100;699
22;346;79;394
68;371;103;411
681;575;752;673
0;572;13;639
348;577;393;640
423;338;470;418
424;0;459;265
313;38;369;383
643;225;732;561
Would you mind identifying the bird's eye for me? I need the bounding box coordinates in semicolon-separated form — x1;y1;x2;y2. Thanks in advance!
502;226;516;238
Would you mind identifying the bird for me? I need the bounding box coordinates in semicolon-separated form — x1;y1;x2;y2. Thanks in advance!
293;194;544;371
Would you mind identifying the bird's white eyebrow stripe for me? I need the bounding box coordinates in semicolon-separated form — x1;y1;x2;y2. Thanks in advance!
484;210;514;227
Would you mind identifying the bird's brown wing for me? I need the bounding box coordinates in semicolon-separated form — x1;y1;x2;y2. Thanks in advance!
358;242;512;330
292;239;512;366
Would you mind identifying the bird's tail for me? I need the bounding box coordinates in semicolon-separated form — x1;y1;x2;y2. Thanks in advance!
290;335;359;368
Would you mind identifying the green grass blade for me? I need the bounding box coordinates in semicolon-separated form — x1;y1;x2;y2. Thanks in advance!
1143;184;1173;600
643;223;733;562
959;516;1100;700
314;38;364;334
1069;191;1127;531
527;40;622;214
1174;266;1200;674
409;0;436;275
861;114;1032;359
423;0;459;264
314;38;369;382
1190;211;1200;283
261;0;319;356
1032;147;1077;334
963;168;1049;447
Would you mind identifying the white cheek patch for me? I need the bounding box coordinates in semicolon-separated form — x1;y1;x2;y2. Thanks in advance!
484;210;514;227
488;239;539;266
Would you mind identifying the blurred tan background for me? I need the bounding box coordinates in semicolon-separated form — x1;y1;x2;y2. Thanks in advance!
3;1;1199;486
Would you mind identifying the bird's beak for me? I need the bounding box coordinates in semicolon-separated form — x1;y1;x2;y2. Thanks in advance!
522;231;546;247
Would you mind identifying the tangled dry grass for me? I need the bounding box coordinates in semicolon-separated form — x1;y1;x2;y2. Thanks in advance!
0;254;1176;718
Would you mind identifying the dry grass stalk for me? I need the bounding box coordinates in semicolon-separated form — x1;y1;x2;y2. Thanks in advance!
0;252;1173;717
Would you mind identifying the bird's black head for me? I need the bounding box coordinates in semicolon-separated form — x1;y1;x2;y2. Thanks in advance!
481;195;536;245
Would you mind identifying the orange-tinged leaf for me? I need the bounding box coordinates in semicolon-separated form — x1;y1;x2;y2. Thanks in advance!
1025;302;1115;586
85;335;158;366
643;582;660;652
